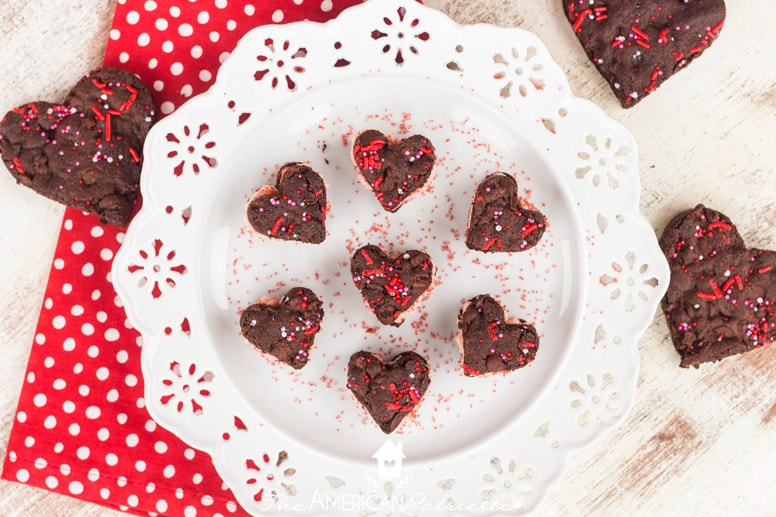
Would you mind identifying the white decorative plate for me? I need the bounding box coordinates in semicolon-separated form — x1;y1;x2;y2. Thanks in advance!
113;0;670;514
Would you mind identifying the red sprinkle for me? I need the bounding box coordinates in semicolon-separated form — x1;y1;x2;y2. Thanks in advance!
360;249;373;265
709;221;732;231
631;25;650;41
635;38;651;49
12;156;25;173
129;147;141;162
759;266;772;274
91;106;105;120
270;217;284;235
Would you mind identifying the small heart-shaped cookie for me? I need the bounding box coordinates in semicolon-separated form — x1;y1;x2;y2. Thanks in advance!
0;67;156;226
346;350;431;434
465;172;547;253
239;287;324;369
458;295;539;376
660;204;776;368
351;129;435;212
246;162;327;243
563;0;726;107
351;244;435;326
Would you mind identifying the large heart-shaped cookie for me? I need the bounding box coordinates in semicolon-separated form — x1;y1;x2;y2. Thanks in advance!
346;350;431;434
465;172;547;253
0;67;156;226
563;0;726;107
351;129;435;212
457;294;540;376
660;205;776;368
246;162;327;243
351;244;435;326
239;287;324;369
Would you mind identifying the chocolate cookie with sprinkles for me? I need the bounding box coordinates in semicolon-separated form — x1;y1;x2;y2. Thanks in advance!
659;204;776;368
563;0;726;107
0;67;156;226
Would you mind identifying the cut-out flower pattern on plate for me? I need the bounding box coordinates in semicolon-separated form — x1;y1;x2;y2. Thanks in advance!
166;124;217;176
159;361;214;415
254;38;308;91
371;6;430;64
575;133;630;189
569;372;622;426
493;46;545;98
126;238;187;299
600;251;661;312
245;451;296;503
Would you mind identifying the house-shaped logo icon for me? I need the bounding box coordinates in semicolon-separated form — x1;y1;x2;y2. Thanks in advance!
372;440;405;480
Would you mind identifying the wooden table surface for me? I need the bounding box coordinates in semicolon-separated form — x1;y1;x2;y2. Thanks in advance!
1;0;774;515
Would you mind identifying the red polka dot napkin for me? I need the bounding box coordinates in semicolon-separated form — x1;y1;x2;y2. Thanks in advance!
2;1;361;515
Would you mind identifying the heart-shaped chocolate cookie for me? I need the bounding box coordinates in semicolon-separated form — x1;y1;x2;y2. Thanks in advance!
239;287;324;369
0;67;156;226
351;244;435;326
660;204;776;368
465;172;547;253
351;129;435;212
458;294;539;376
346;350;431;434
563;0;726;107
246;162;327;243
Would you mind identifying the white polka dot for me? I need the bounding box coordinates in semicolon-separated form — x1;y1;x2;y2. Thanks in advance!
54;258;65;270
87;345;99;358
33;394;47;407
96;367;110;381
135;460;147;472
117;232;125;244
117;413;128;425
184;505;197;517
100;248;114;261
44;415;57;429
88;468;100;482
116;350;129;363
163;465;175;478
104;328;120;343
128;494;139;507
226;19;237;30
125;374;139;387
96;311;108;323
81;323;95;336
118;476;129;488
97;428;110;441
155;18;168;31
52;315;66;329
219;51;230;63
178;23;194;37
69;481;84;495
100;488;110;499
64;219;73;230
71;304;84;316
63;337;76;351
201;494;213;506
105;453;119;466
77;446;91;460
272;10;283;23
193;473;203;484
52;379;66;390
170;62;184;75
79;385;90;397
34;458;47;469
126;434;139;447
62;400;76;413
169;6;181;17
44;357;55;368
106;389;119;403
34;333;45;345
45;298;54;310
162;40;174;53
144;0;157;11
226;502;238;512
86;406;101;419
137;32;150;46
45;476;59;489
114;295;124;308
209;31;220;43
109;29;121;40
156;500;168;513
161;101;175;115
149;58;159;70
321;0;333;12
175;487;184;499
62;283;73;295
91;289;101;301
147;482;157;493
154;441;168;454
181;84;193;98
73;363;83;374
215;0;227;7
197;11;209;23
199;70;212;82
69;423;80;436
184;448;196;460
137;397;146;409
16;411;26;423
126;10;140;24
81;263;94;276
60;464;71;476
119;52;130;64
293;0;303;4
16;469;30;483
26;372;35;383
145;419;157;433
191;45;203;58
244;5;256;15
24;436;35;447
